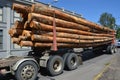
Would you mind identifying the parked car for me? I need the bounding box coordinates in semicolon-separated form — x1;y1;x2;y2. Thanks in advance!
115;39;120;47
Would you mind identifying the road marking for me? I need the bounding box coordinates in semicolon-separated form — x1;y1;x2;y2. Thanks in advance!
94;55;115;80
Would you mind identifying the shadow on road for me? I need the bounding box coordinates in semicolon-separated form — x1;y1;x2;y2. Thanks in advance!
40;49;107;77
81;49;105;61
0;73;16;80
0;49;110;80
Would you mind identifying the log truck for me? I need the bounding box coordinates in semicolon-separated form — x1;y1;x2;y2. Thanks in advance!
0;3;117;80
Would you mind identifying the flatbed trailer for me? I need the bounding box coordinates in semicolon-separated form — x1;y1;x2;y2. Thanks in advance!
0;44;117;80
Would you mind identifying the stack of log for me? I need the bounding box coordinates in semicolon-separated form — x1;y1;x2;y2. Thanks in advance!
9;3;114;49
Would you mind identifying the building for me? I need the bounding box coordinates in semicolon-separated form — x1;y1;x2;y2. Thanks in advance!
0;0;82;58
0;0;35;58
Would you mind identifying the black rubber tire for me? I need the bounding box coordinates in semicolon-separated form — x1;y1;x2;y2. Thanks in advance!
47;56;64;76
107;45;115;54
62;53;70;69
15;61;38;80
65;53;79;70
63;53;70;62
113;45;117;53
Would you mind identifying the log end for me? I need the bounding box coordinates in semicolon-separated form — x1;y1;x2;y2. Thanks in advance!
12;3;16;10
31;4;35;12
12;37;20;44
20;41;33;47
24;21;29;29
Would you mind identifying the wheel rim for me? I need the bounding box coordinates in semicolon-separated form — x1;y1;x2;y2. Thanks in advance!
21;65;35;80
53;60;62;72
70;57;77;67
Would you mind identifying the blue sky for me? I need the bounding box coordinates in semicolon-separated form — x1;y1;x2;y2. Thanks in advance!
38;0;120;25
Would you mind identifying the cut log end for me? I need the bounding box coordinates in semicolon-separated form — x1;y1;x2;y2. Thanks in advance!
31;4;35;12
12;37;20;44
20;41;33;47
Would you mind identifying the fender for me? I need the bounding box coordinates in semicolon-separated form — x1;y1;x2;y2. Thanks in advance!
11;57;40;71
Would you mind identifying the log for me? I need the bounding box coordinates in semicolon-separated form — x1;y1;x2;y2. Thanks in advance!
20;13;28;19
20;41;112;48
33;33;109;40
24;21;31;29
20;41;33;47
9;28;23;37
28;13;91;31
14;20;25;29
12;3;31;19
30;21;93;35
11;37;20;44
35;41;112;48
31;35;112;44
20;13;28;21
31;4;113;32
19;36;28;41
22;30;32;38
12;3;31;13
19;35;31;41
30;21;114;37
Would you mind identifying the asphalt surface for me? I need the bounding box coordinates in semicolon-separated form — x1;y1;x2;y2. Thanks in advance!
99;49;120;80
0;49;118;80
38;49;116;80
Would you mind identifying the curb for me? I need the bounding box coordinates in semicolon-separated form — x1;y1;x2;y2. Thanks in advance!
94;55;115;80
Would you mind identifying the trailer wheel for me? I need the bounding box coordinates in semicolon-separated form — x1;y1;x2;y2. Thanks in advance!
47;56;64;76
63;53;70;62
15;61;38;80
65;53;79;70
113;45;117;53
107;45;115;54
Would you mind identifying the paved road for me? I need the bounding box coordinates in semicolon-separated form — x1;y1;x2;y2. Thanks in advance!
1;49;119;80
39;49;117;80
99;49;120;80
52;53;114;80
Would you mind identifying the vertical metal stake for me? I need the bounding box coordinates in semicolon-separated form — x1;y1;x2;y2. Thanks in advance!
51;10;58;51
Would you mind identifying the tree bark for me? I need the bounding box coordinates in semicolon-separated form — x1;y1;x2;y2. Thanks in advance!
33;33;109;40
30;21;114;37
12;37;20;44
10;3;114;49
22;30;32;38
12;3;31;13
31;35;112;44
20;41;112;48
31;4;113;32
9;28;23;37
28;13;91;31
14;20;25;29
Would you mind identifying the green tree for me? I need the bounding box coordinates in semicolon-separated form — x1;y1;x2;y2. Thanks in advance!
98;12;116;29
116;28;120;39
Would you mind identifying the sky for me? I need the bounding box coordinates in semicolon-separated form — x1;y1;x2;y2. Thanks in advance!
38;0;120;25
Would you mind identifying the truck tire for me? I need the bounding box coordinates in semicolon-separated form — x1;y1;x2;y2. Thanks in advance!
47;56;64;76
62;53;70;69
65;53;79;70
15;61;38;80
63;53;70;62
107;45;115;54
113;45;117;53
